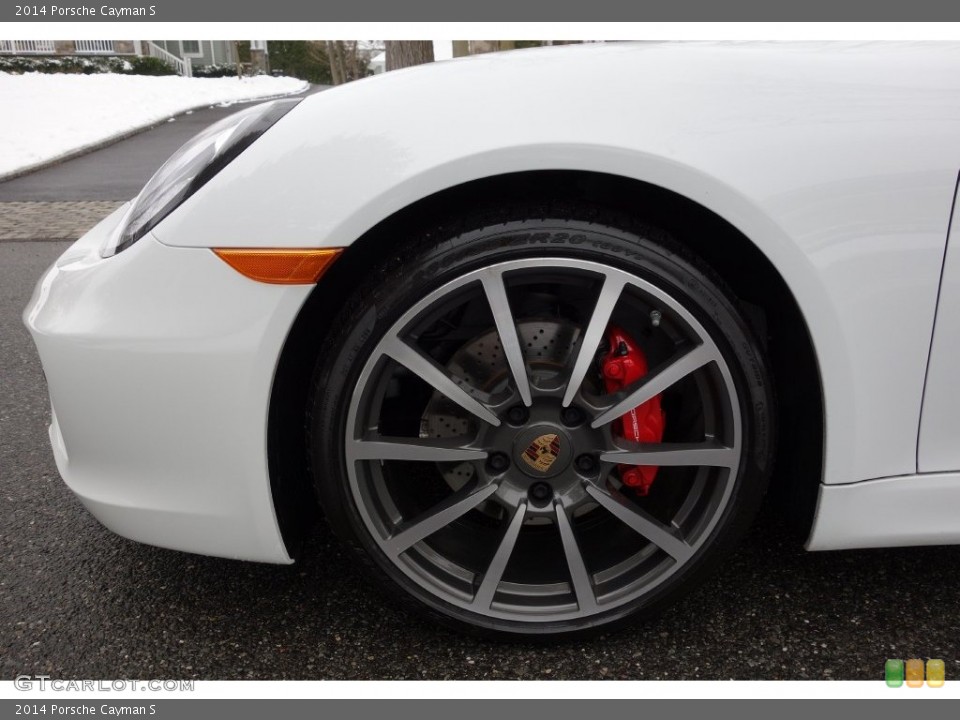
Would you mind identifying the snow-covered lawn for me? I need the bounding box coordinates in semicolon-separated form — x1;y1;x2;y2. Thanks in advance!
0;73;309;178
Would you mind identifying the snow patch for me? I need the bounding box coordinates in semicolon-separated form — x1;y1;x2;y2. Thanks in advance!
0;73;309;177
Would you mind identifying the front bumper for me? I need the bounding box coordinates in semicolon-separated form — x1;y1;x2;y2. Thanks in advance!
23;206;313;563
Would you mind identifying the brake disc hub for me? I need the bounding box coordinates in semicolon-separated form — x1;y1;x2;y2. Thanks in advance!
421;319;581;492
420;319;664;505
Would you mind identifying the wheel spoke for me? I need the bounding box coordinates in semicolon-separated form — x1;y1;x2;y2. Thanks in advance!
350;437;488;463
472;502;527;609
383;484;499;557
554;503;598;613
600;441;737;468
382;337;501;427
591;343;719;428
481;270;532;407
562;274;626;407
585;485;694;562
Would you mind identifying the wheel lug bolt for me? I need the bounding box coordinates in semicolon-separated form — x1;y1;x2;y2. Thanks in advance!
488;452;511;473
507;405;529;425
561;406;584;426
575;454;597;473
529;481;553;507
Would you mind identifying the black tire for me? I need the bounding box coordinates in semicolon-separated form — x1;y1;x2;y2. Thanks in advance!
308;204;775;638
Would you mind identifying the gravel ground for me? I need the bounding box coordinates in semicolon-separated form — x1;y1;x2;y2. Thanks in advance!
0;201;124;241
3;240;960;681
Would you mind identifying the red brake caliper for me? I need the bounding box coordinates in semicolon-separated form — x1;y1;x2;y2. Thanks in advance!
600;326;666;496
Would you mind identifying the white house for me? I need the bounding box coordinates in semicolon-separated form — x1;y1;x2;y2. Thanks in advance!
368;50;386;75
0;40;241;77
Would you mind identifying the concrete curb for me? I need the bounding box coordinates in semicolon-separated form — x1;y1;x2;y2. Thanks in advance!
0;84;312;184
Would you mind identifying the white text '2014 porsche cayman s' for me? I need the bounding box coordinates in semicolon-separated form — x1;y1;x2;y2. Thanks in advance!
24;42;960;636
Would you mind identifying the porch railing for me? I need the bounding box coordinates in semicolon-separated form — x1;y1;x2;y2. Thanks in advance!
143;41;192;77
0;40;56;54
75;40;116;55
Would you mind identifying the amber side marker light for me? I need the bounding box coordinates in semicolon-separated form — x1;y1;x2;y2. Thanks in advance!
213;248;343;284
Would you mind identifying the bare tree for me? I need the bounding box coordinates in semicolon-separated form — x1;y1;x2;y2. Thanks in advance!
346;41;359;82
324;41;343;85
317;41;372;85
385;41;434;71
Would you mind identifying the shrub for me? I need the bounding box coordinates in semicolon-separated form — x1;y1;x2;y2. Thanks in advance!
127;56;177;76
268;41;332;84
192;63;237;78
1;56;113;74
0;54;174;76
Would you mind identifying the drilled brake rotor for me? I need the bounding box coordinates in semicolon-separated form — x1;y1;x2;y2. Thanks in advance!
420;319;582;493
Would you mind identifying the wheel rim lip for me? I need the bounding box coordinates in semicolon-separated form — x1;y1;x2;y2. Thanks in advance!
343;256;743;624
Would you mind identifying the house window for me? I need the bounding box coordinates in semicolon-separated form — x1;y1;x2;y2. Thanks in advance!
181;40;201;57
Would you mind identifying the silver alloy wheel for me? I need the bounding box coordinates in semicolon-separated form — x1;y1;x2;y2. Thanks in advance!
344;258;742;623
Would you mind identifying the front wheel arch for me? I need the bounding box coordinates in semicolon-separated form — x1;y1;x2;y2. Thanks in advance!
267;171;823;558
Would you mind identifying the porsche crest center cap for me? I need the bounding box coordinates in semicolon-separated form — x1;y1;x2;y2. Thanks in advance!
514;427;572;478
522;433;561;473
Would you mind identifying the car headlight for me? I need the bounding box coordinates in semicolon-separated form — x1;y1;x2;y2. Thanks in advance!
102;98;301;257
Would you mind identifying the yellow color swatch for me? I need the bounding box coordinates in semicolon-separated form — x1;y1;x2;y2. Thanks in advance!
926;659;945;688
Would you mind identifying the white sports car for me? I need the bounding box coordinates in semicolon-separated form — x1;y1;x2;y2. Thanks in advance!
24;42;960;636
